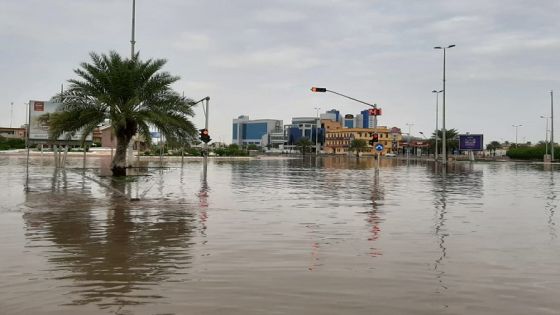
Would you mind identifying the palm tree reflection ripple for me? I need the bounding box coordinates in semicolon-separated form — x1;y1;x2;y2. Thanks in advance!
24;170;196;309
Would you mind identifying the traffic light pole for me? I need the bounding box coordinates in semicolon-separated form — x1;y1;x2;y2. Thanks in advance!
204;97;209;156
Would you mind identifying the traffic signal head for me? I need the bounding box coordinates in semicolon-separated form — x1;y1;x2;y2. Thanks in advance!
369;140;374;146
372;133;379;142
311;87;327;92
199;129;211;143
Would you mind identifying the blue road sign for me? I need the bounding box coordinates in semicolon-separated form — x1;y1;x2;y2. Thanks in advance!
375;143;384;152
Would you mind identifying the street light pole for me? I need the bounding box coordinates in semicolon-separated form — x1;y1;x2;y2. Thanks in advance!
314;107;320;155
512;124;522;147
434;45;455;164
10;102;13;128
406;123;414;160
541;116;550;157
551;91;555;161
432;90;443;161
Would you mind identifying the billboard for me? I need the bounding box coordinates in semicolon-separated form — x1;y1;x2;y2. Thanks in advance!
28;100;93;142
459;134;484;151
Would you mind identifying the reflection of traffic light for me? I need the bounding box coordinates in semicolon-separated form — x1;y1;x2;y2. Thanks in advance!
372;133;379;142
199;129;211;143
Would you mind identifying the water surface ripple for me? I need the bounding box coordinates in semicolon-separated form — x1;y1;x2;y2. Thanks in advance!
0;156;559;314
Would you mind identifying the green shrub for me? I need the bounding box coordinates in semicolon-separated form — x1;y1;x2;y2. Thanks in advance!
506;145;559;160
0;137;26;150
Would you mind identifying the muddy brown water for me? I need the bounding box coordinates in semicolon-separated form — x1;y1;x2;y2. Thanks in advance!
0;155;558;314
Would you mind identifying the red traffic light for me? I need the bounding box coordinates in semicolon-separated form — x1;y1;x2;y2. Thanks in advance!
202;129;209;136
372;133;379;142
311;87;327;92
368;108;382;116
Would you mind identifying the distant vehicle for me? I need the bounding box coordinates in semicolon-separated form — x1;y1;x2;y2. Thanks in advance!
385;153;397;157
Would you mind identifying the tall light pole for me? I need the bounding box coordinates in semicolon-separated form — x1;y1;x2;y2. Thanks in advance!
541;116;550;157
10;102;13;128
432;89;443;161
314;107;320;155
551;91;554;161
406;123;414;159
131;0;136;58
434;44;455;164
126;0;137;166
512;124;522;147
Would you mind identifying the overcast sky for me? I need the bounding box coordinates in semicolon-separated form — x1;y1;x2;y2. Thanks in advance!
1;0;559;144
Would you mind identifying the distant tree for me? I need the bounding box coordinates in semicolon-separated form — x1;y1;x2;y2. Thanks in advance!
247;144;258;151
296;138;313;155
349;139;368;158
486;141;501;156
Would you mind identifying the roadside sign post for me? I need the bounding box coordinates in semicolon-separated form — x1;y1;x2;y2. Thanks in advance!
375;143;384;170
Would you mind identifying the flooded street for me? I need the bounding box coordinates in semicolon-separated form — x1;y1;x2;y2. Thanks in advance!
0;155;559;314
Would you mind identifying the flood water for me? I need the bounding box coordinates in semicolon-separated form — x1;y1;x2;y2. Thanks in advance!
0;155;559;315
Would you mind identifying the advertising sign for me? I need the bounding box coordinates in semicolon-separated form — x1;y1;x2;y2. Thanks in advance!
459;134;484;151
28;100;93;142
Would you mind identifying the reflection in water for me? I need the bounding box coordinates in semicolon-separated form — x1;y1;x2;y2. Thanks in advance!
545;170;557;240
23;171;196;311
3;156;560;314
432;167;449;294
198;157;209;237
366;171;384;257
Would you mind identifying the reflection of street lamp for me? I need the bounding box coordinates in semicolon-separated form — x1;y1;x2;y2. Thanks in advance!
434;45;455;164
540;116;550;157
512;124;522;147
314;107;320;155
432;90;443;161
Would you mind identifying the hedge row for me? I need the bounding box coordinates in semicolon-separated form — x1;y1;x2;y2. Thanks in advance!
506;146;560;160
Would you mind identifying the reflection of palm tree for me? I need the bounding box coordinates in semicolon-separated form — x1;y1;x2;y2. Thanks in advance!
23;173;195;310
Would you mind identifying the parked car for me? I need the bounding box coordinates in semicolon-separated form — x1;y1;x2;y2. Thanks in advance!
385;153;397;157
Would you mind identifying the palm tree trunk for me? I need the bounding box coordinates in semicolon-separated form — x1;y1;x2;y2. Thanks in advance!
112;135;130;176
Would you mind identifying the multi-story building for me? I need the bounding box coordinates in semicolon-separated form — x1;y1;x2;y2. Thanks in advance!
284;117;324;150
0;127;27;139
232;115;283;147
324;126;402;155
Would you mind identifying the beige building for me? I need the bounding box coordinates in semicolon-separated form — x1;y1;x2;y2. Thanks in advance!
0;127;27;139
324;126;402;155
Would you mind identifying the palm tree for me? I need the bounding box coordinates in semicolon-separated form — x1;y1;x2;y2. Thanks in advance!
486;141;501;156
296;138;313;155
48;51;197;176
431;128;459;155
349;139;368;158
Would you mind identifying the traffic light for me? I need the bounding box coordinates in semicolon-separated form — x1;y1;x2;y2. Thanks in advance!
199;129;211;143
372;133;379;142
369;139;374;146
311;87;327;92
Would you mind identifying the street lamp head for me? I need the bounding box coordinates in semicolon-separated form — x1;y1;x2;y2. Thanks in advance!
434;46;442;49
448;44;456;48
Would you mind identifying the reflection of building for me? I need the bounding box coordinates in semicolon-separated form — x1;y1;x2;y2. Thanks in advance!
0;127;27;139
324;126;402;155
232;115;283;147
